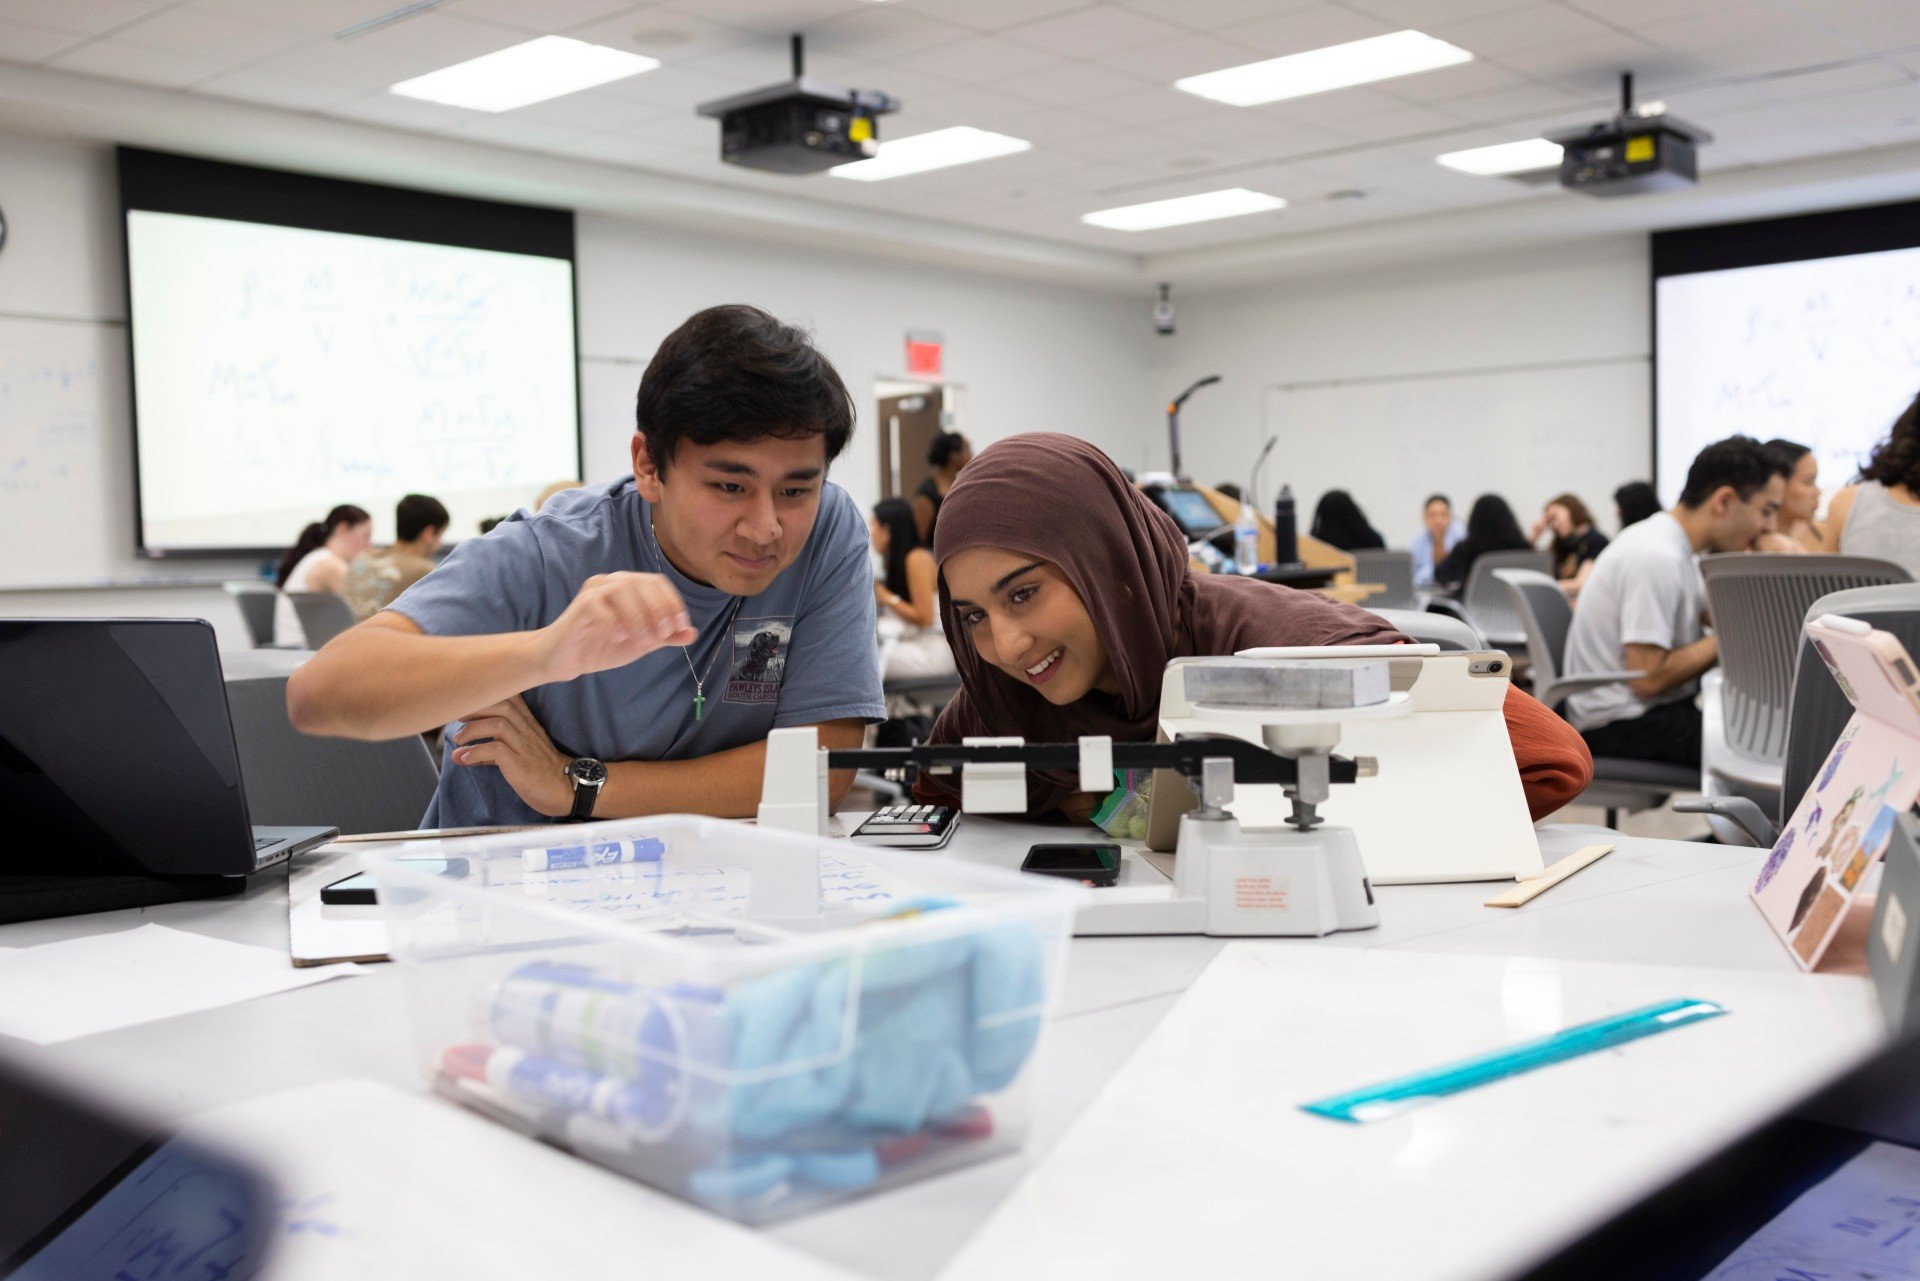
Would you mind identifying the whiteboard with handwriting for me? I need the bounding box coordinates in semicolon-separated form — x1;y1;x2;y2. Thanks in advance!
1656;244;1920;506
125;210;578;552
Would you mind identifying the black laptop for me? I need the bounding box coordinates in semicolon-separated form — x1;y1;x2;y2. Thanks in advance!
0;619;335;916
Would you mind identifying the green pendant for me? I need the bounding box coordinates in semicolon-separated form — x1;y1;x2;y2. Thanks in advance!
694;690;706;721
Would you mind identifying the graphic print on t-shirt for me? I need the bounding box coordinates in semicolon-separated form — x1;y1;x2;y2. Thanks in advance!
726;617;793;704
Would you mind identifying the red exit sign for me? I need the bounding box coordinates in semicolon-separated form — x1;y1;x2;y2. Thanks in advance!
905;330;943;379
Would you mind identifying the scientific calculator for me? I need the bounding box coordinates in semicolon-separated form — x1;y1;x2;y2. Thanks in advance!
849;804;959;850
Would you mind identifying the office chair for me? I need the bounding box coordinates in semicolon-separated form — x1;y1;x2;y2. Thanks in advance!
1497;568;1699;829
1453;550;1553;650
287;590;358;649
1350;550;1419;612
224;673;440;835
222;580;279;648
1696;553;1911;824
1365;607;1483;652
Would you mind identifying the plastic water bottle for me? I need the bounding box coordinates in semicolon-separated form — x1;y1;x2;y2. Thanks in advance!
1234;502;1260;574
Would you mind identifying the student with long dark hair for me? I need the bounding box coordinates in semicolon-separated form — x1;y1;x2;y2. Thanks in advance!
1433;494;1530;590
1756;439;1823;553
275;504;372;646
1309;489;1386;551
870;497;954;687
345;493;450;621
1822;393;1920;577
912;431;971;545
910;434;1592;822
1529;493;1608;598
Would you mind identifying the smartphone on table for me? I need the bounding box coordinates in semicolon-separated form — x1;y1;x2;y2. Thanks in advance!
1020;843;1122;887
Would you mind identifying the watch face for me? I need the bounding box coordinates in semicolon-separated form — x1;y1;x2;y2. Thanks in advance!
567;758;607;786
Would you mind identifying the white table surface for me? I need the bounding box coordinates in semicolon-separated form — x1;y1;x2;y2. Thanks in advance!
0;816;1882;1281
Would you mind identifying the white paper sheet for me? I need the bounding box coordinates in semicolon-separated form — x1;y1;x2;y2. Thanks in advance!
0;923;358;1043
170;1080;858;1281
1707;1141;1920;1278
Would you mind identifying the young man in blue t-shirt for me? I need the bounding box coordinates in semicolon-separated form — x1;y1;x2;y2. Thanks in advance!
288;305;885;826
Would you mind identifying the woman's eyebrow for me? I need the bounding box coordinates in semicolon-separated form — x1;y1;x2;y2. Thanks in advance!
992;561;1046;593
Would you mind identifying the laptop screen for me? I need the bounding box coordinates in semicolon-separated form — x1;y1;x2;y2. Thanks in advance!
0;619;258;876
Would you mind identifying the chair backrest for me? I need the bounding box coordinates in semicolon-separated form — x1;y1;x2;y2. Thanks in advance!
1365;607;1485;652
222;580;278;647
287;591;356;649
223;674;440;835
1781;582;1920;823
1351;550;1418;611
1494;568;1574;695
1461;550;1553;645
1701;554;1913;768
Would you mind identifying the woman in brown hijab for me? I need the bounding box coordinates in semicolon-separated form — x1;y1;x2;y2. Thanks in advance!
914;434;1592;821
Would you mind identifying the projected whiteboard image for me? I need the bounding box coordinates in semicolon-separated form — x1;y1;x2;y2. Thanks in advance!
1656;244;1920;506
127;210;578;551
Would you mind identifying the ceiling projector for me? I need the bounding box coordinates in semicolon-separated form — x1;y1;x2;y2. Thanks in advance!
696;35;899;175
1551;73;1711;197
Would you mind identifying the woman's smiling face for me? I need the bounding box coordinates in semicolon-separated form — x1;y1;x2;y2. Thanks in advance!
943;547;1118;704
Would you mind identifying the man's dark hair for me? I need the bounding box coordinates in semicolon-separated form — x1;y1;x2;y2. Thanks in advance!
635;305;853;473
927;431;968;469
1424;493;1451;510
1678;435;1789;508
396;493;449;542
1860;390;1920;493
1613;481;1660;528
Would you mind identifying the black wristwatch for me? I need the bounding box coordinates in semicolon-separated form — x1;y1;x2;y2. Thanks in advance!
563;757;607;822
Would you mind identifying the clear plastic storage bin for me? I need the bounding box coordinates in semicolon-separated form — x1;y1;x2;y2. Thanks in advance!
366;816;1079;1223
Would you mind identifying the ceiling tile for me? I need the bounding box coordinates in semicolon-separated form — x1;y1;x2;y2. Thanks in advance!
1427;4;1629;56
1375;57;1526;103
196;65;366;109
1441;79;1600;126
1115;0;1307;25
1631;4;1826;54
184;0;399;35
1797;80;1920;131
803;4;974;61
890;33;1061;83
325;89;485;131
1100;33;1279;82
564;7;752;62
504;82;677;128
890;0;1090;35
0;16;86;60
444;0;640;33
332;9;527;65
0;0;160;38
989;59;1148;106
1082;84;1248;129
112;6;313;62
1213;4;1394;59
582;61;742;109
545;129;693;167
1805;0;1920;48
46;38;229;87
1508;32;1668;93
244;35;440;88
1561;0;1727;26
999;6;1190;58
1345;0;1533;24
445;114;595;150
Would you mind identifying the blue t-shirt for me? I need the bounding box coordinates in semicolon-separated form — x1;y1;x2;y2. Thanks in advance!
388;476;886;826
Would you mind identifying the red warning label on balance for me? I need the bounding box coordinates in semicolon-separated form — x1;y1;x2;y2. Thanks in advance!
1234;877;1289;911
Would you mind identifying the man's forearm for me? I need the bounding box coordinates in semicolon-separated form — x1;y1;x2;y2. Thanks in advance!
1631;636;1717;699
590;724;862;819
289;623;552;740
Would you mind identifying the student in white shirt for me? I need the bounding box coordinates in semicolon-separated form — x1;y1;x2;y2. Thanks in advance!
1563;437;1788;767
275;504;372;647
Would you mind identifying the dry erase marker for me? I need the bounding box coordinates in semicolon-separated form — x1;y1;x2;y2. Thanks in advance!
521;836;665;871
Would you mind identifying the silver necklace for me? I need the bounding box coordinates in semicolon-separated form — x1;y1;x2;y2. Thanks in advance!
648;524;743;721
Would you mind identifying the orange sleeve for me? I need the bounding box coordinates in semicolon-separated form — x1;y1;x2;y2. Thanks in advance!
1502;684;1594;821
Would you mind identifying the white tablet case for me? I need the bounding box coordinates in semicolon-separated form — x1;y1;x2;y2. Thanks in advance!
1154;649;1544;885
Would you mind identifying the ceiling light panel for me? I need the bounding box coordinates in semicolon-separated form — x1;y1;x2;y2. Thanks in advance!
390;36;659;113
830;126;1032;181
1436;138;1564;175
1174;30;1473;107
1082;188;1286;231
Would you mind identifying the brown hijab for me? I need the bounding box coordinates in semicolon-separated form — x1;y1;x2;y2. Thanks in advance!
925;433;1404;813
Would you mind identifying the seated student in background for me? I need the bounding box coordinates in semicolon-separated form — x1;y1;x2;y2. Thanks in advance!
1754;439;1823;554
276;504;371;647
1821;392;1920;577
288;304;885;826
1309;489;1386;551
1409;493;1464;587
1434;494;1530;590
911;431;972;546
870;497;956;689
1530;493;1608;599
1563;437;1787;768
911;434;1592;822
345;493;449;621
1613;481;1662;531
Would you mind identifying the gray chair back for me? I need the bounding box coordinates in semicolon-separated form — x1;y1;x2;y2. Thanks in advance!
1782;583;1920;823
224;674;440;835
1351;550;1419;612
1700;554;1912;774
1461;550;1553;647
1365;607;1485;652
1494;568;1573;694
287;591;357;649
223;580;278;647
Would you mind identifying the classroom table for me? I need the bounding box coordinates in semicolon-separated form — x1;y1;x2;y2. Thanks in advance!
0;819;1882;1281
